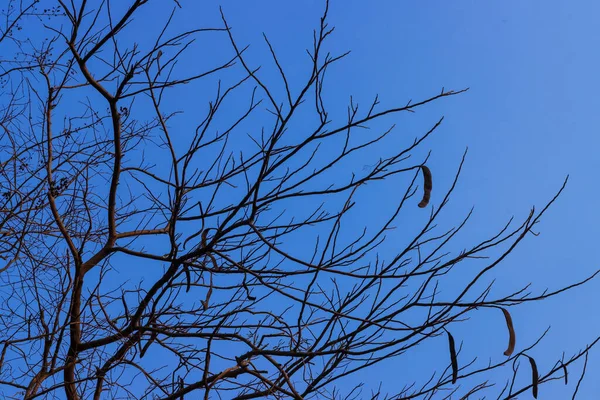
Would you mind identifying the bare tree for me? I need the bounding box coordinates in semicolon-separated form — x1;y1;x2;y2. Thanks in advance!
0;1;597;399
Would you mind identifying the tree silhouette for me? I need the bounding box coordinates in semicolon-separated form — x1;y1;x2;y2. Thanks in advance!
0;1;597;399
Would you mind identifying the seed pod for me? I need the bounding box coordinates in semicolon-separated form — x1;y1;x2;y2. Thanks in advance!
201;229;209;247
243;280;256;301
526;355;539;398
560;361;568;385
501;307;516;357
446;330;458;384
184;264;191;293
202;273;214;311
418;166;432;208
140;330;158;358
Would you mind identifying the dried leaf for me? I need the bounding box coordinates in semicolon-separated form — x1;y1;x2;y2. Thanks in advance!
526;355;539;398
418;166;432;208
446;330;458;384
501;307;516;357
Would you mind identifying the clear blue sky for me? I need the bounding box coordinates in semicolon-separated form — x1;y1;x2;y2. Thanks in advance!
181;1;599;398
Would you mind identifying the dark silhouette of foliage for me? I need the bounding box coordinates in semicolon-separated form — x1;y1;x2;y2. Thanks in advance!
0;1;597;399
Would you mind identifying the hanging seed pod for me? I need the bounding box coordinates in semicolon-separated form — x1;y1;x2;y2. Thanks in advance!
184;264;191;293
526;355;539;398
140;331;158;358
560;361;568;385
418;166;432;208
446;330;458;384
202;273;214;311
201;229;209;247
501;307;516;357
243;279;256;301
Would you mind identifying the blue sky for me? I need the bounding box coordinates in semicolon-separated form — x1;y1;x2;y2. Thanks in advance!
180;1;600;397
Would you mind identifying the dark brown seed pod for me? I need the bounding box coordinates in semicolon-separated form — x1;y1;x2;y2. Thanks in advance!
501;307;516;357
418;165;432;208
184;265;191;293
446;330;458;384
202;273;214;311
140;330;158;358
526;355;539;399
560;361;568;385
201;229;209;247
